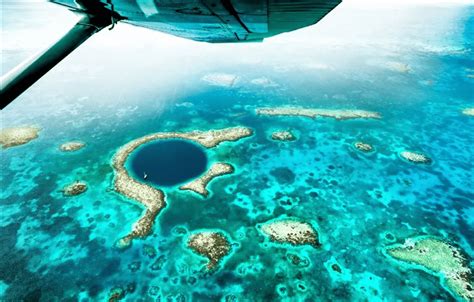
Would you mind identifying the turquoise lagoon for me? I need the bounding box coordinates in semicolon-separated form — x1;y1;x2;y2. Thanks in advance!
1;2;474;301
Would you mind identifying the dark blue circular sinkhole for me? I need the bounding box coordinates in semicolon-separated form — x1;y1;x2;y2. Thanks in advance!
128;139;208;187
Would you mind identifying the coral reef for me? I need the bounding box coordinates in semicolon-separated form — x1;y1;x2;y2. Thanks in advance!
271;130;296;141
179;162;234;197
462;108;474;116
112;127;252;247
0;126;40;149
400;151;432;164
187;231;231;270
62;181;87;196
59;141;85;152
386;237;474;301
353;141;374;152
259;218;321;247
256;107;381;120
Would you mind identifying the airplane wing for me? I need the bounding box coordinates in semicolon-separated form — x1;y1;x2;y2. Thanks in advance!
51;0;341;42
1;0;341;108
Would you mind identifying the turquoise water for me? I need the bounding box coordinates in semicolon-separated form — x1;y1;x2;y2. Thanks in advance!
1;2;474;301
128;140;208;187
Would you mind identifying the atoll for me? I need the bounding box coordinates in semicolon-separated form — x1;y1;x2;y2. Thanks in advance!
271;130;296;141
62;181;87;196
187;231;231;270
386;237;474;301
112;127;252;247
0;126;40;149
400;151;432;164
256;107;381;120
354;141;374;152
259;218;321;247
59;141;85;152
179;162;234;197
462;108;474;116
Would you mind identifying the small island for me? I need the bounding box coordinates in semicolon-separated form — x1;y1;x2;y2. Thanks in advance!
179;162;234;197
258;217;321;248
187;230;232;270
62;181;87;196
60;141;86;152
462;108;474;116
0;126;40;149
271;130;296;141
256;107;381;120
353;141;374;153
202;73;238;87
112;127;253;248
385;61;411;73
386;237;473;301
400;151;432;164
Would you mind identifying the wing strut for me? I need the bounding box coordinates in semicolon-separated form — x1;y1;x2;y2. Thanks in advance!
0;13;112;109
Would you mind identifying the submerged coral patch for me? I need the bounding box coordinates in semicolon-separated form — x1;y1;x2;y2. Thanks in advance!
386;237;474;301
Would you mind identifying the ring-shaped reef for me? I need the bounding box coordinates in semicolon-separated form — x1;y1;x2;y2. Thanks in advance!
111;127;253;248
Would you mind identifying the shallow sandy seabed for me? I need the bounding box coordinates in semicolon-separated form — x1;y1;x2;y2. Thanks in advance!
0;126;40;149
180;162;234;197
187;231;231;270
386;237;474;301
271;130;297;141
112;127;253;248
259;218;321;247
59;141;86;152
256;107;381;120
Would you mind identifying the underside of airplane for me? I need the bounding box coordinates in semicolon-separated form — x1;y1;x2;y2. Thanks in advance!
0;0;341;108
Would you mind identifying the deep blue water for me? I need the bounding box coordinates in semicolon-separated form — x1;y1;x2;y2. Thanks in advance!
128;140;208;187
1;2;474;302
